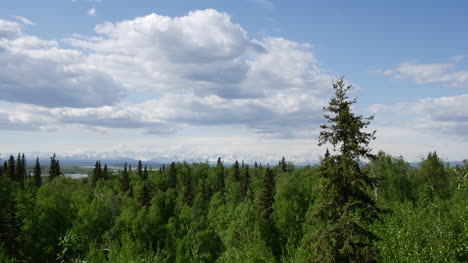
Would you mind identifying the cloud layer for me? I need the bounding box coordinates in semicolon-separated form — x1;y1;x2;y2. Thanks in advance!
0;10;333;137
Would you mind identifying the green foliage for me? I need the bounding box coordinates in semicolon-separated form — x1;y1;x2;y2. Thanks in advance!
308;77;380;262
0;148;465;262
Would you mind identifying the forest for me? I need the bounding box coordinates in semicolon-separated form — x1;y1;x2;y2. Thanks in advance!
0;79;466;263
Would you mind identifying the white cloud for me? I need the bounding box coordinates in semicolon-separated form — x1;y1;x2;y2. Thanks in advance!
380;58;468;88
370;94;468;139
0;19;22;38
0;10;333;138
88;8;96;16
0;19;125;107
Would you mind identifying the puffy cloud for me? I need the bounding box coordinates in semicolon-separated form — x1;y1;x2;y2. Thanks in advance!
0;19;125;107
0;19;22;38
370;94;468;139
380;58;468;89
0;10;333;137
67;10;330;98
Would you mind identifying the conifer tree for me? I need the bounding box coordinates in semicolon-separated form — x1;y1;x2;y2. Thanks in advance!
216;157;225;193
143;165;148;180
279;156;287;172
233;160;240;182
139;166;151;208
103;164;109;180
21;153;26;178
49;153;61;180
92;161;102;186
137;160;143;178
15;153;26;186
168;162;177;189
242;165;251;200
33;157;42;187
259;166;275;221
120;162;130;193
7;155;15;181
308;77;380;262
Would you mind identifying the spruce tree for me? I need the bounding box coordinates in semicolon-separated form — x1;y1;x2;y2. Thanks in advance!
241;165;251;200
259;166;275;222
92;161;102;186
21;153;26;178
279;156;287;172
138;166;151;208
233;160;240;182
49;153;61;180
308;77;380;262
103;164;109;180
258;166;277;254
216;157;225;193
137;160;143;178
7;155;15;181
33;157;42;187
168;162;177;189
120;162;130;193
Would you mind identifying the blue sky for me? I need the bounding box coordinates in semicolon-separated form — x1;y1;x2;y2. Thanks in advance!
0;0;467;163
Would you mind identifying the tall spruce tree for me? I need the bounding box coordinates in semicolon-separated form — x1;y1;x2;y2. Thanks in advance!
120;162;130;193
15;153;25;186
33;157;42;187
307;77;380;262
138;165;151;207
168;162;177;189
7;155;15;181
233;160;240;182
216;157;225;193
137;160;143;178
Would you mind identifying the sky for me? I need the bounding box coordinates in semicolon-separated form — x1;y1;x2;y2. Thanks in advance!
0;0;467;164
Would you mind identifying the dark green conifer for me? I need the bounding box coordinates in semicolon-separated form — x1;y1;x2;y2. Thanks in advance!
103;164;109;180
15;153;25;186
216;157;225;193
49;153;61;180
120;162;130;193
139;166;151;208
7;155;15;181
168;162;177;189
137;160;143;178
92;160;102;186
308;77;380;262
33;157;42;187
143;164;148;180
259;166;275;221
279;156;287;172
233;160;240;182
242;165;251;200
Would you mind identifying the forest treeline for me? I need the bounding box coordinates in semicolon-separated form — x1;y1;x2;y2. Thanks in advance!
0;78;466;262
